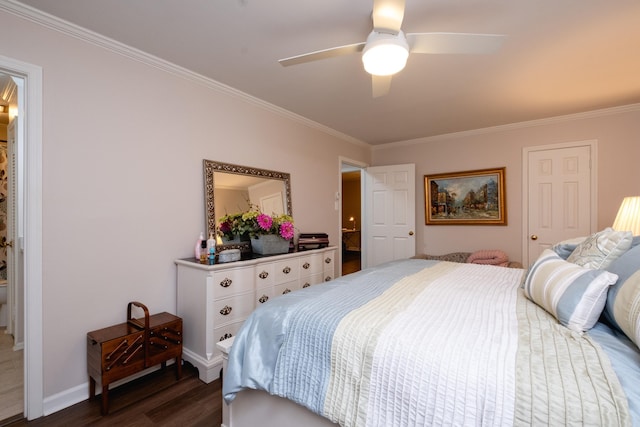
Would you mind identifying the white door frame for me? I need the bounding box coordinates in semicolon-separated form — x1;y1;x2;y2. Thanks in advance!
521;140;598;265
0;54;44;420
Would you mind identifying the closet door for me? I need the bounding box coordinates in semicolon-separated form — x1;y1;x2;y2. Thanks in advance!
524;142;594;266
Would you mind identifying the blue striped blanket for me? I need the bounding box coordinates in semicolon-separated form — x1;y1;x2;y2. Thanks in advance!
223;259;631;426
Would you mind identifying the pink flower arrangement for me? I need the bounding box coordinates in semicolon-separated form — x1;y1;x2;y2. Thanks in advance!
241;208;295;240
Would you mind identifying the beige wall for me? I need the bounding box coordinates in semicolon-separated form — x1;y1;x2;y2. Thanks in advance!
0;10;370;405
372;107;640;263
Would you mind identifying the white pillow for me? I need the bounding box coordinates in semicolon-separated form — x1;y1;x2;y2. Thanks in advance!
566;227;632;269
551;235;587;259
523;249;618;333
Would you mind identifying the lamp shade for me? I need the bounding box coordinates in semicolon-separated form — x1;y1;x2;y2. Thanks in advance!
612;196;640;235
362;31;409;76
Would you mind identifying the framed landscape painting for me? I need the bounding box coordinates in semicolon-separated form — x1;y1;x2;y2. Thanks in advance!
424;167;506;225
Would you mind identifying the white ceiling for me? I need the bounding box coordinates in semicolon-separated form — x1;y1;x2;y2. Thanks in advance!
14;0;640;145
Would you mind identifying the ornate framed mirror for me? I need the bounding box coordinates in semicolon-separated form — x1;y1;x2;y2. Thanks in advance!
203;160;292;250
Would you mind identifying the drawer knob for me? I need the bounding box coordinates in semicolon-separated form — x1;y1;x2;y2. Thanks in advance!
219;333;233;341
282;266;291;274
220;305;232;316
282;288;291;294
259;271;269;279
303;262;310;269
325;257;332;264
259;294;269;303
219;278;233;288
303;283;310;288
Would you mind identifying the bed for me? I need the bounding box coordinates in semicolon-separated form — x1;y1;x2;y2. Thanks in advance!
220;228;640;427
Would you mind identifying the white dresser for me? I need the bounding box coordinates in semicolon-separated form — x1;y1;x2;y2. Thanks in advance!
175;246;336;383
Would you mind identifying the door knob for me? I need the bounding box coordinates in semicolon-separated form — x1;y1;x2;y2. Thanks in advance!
530;235;538;240
408;231;414;236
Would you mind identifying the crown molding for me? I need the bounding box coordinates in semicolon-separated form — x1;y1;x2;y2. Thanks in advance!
0;0;368;148
373;103;640;150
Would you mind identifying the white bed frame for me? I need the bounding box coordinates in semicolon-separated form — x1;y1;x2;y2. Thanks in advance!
217;338;338;427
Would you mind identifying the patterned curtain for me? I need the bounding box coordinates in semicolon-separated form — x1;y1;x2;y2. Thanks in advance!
0;141;7;280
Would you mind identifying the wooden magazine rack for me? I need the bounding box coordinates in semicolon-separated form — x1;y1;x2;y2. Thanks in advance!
87;302;183;414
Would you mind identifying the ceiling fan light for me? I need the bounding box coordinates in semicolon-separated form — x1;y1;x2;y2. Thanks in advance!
362;31;409;76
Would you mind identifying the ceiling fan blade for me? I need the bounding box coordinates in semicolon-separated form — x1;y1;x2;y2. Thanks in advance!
407;32;505;54
279;42;365;67
372;74;392;98
372;0;405;34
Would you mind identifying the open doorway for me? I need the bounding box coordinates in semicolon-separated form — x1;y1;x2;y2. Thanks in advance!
0;55;44;421
0;71;23;422
340;163;363;276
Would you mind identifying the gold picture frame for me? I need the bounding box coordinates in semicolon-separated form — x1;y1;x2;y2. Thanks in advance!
425;167;506;225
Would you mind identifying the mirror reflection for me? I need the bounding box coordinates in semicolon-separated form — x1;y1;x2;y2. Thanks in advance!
203;160;292;249
215;174;286;218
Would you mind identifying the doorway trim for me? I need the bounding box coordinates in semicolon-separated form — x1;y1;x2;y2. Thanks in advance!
521;139;598;266
0;54;44;420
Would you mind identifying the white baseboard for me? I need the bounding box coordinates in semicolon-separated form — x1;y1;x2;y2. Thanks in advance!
42;363;171;415
43;382;87;416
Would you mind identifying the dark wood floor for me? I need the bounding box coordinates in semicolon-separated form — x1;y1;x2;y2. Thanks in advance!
1;362;222;427
342;250;361;275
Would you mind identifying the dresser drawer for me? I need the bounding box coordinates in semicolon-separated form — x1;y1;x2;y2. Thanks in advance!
212;292;256;325
255;287;275;305
255;263;275;289
213;321;244;357
212;267;254;298
274;259;299;283
274;281;299;297
301;273;323;289
300;253;323;277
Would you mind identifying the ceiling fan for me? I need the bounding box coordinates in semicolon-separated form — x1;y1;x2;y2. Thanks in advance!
278;0;505;97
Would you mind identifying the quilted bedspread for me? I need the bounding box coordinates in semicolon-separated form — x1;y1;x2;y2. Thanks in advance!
223;259;631;426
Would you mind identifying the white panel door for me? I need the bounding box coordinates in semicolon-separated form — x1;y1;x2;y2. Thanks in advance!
525;144;593;266
364;164;415;268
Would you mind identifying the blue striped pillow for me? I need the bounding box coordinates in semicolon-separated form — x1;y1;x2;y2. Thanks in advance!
604;243;640;348
524;249;618;333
